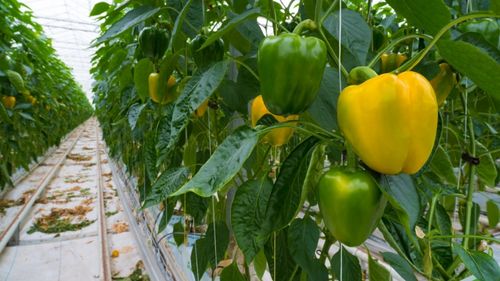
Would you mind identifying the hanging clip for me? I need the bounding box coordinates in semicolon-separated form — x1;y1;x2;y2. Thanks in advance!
461;152;480;165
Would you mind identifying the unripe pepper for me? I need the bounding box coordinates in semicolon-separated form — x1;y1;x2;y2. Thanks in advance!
250;95;298;146
139;26;169;62
430;63;456;106
258;33;327;115
380;53;407;73
190;34;224;69
2;96;16;109
149;74;177;104
318;167;387;246
337;71;438;174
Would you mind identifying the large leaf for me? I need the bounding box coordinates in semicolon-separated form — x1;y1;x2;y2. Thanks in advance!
331;246;362;281
265;228;300;281
379;174;420;239
265;137;320;231
323;9;372;64
437;39;500;100
231;178;273;263
157;60;229;158
171;126;259;197
486;199;500;228
476;141;497;187
171;0;193;49
143;167;189;208
184;192;209;225
369;253;392;281
381;252;417;281
287;217;329;281
94;6;160;44
307;66;344;131
225;11;264;54
386;0;450;36
429;145;457;185
454;243;500;281
220;262;246;281
191;221;230;281
133;58;154;102
127;103;146;131
89;2;109;17
199;8;260;50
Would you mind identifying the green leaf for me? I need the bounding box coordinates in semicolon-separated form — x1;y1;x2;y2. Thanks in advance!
458;32;500;63
265;228;300;281
265;137;320;231
369;253;392;281
172;126;259;197
184;192;209;225
90;2;109;16
199;8;260;50
331;246;362;281
224;11;264;54
0;103;10;123
323;9;372;64
191;221;230;280
253;249;267;280
171;0;194;49
287;217;329;281
127;103;146;131
133;58;154;102
437;39;500;100
144;132;158;182
476;141;497;187
381;252;417;281
173;221;184;246
220;262;246;281
453;243;500;281
94;6;160;44
429;145;457;185
143;167;189;208
18;112;35;121
157;60;229;159
385;0;450;36
231;177;273;263
435;202;452;236
486;199;500;228
307;66;344;131
157;51;180;100
379;174;420;239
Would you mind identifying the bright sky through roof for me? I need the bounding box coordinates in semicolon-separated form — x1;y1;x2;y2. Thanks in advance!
21;0;104;102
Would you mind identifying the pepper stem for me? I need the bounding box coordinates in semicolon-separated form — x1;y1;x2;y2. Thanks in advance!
293;19;318;35
346;142;357;172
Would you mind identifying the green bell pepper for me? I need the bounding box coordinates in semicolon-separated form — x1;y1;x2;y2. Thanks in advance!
317;167;387;246
139;26;169;62
258;33;327;115
190;34;224;69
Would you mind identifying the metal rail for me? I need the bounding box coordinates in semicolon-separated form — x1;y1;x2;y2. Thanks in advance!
0;122;88;253
95;125;112;281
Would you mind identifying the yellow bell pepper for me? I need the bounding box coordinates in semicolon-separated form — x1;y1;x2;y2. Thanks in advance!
149;74;177;104
337;71;438;174
251;95;298;146
2;96;16;109
380;53;407;73
430;63;456;106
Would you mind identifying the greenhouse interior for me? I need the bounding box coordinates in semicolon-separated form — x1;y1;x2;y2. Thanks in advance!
0;0;499;280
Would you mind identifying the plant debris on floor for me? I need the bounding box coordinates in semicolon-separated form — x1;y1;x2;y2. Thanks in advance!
27;204;95;234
